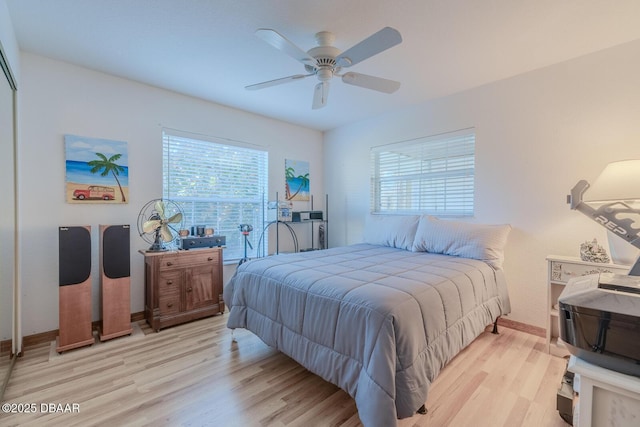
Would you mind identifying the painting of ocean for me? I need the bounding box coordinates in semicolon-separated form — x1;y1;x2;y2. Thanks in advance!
285;158;309;201
64;134;129;203
66;160;129;185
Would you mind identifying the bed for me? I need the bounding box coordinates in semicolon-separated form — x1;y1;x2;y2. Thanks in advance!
224;215;511;427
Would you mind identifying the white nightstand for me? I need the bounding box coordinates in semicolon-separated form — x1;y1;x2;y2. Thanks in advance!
545;255;630;356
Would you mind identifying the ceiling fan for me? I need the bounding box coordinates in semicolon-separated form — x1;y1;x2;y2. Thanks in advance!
246;27;402;109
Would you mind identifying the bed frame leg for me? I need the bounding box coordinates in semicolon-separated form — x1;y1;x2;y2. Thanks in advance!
492;317;500;334
417;404;428;415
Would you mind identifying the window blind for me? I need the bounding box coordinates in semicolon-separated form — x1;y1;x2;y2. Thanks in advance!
163;131;268;261
370;130;475;217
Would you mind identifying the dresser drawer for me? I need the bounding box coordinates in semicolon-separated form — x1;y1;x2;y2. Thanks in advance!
158;295;180;315
549;260;628;283
158;270;182;295
158;250;220;270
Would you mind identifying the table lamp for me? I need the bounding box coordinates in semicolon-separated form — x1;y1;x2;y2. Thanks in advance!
568;159;640;275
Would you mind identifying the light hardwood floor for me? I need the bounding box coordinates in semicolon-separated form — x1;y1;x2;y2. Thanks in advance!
1;315;569;427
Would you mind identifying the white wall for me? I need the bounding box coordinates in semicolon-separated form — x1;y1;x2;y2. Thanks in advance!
325;39;640;328
18;53;323;336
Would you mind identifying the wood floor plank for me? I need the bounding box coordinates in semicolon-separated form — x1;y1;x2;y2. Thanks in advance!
502;395;532;427
446;384;494;427
510;349;551;400
0;315;570;427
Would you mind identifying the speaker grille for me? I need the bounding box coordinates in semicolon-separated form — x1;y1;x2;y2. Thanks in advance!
59;226;92;286
103;225;130;279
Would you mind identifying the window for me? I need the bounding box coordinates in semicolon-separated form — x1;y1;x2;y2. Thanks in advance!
370;129;475;217
163;131;268;261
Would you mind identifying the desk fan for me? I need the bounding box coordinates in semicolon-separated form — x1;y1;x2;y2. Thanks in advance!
137;199;184;251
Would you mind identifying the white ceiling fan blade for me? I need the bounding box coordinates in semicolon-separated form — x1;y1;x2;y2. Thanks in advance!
246;74;312;90
312;81;330;109
342;72;400;93
255;29;317;68
336;27;402;68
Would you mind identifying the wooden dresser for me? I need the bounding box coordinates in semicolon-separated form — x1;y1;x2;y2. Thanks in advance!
141;248;224;331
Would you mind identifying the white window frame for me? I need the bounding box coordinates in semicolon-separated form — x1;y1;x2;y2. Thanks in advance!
162;130;268;261
370;128;475;217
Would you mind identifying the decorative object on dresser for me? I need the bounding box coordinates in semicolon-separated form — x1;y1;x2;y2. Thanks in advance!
545;255;630;356
57;226;94;352
137;199;184;251
579;238;610;263
98;224;133;341
568;159;640;274
141;248;224;332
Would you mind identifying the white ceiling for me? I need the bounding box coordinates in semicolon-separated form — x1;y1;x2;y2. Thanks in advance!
6;0;640;131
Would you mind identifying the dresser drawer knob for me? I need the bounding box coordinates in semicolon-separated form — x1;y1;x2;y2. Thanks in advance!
208;257;214;261
166;280;173;285
166;262;173;266
167;302;174;308
187;287;192;292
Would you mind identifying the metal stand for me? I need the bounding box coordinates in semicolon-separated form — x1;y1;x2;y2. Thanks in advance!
239;229;253;266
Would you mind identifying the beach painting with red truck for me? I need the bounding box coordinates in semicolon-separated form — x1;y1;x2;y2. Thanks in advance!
64;134;129;204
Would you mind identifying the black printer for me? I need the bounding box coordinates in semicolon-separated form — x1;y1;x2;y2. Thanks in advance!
558;273;640;378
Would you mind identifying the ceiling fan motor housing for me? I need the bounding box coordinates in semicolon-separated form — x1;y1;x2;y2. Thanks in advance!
306;36;341;82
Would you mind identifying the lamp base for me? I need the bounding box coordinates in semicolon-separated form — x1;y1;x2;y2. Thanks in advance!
607;231;640;265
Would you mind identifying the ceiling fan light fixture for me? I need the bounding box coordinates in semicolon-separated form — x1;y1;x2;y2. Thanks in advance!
316;68;333;82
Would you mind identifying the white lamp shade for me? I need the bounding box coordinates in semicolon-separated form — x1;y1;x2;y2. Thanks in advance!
584;159;640;203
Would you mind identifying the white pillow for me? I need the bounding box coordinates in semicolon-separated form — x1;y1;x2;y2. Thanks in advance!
363;214;420;250
411;215;511;269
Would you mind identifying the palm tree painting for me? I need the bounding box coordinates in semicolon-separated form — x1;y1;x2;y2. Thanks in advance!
64;134;129;204
285;159;310;201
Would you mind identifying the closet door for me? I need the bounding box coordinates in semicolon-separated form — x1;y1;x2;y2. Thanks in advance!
0;46;17;391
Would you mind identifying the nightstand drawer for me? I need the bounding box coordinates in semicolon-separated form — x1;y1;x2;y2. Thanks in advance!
550;260;628;283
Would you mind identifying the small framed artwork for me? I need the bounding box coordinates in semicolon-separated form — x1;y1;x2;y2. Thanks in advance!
285;159;309;201
65;134;129;204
